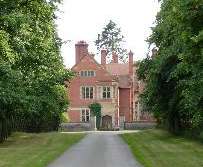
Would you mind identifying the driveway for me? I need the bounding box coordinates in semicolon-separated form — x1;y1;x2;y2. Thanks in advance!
48;131;142;167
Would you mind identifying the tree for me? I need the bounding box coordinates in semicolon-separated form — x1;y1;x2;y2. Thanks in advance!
0;0;73;142
95;20;127;63
137;0;203;135
89;103;102;129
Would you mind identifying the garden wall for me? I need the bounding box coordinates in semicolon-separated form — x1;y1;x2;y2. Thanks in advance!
124;121;156;130
60;122;93;132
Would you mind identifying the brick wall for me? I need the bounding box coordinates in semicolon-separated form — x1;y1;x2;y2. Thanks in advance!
119;88;131;122
68;110;80;122
69;55;115;108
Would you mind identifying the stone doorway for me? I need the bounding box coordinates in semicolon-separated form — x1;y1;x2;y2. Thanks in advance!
102;115;112;130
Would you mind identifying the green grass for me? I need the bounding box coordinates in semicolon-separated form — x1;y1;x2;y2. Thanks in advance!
0;132;85;167
121;129;203;167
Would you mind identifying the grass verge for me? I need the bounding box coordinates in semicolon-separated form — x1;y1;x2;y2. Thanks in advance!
0;132;85;167
121;129;203;167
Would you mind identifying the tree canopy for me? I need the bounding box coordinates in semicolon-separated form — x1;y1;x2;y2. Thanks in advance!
137;0;203;135
0;0;73;142
95;20;127;63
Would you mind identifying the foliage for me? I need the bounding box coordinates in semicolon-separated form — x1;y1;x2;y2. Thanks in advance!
137;0;203;135
121;129;203;167
0;132;85;167
0;0;73;142
88;103;102;129
61;113;70;123
95;20;127;63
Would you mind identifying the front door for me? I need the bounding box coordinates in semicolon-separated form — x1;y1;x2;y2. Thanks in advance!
102;115;112;130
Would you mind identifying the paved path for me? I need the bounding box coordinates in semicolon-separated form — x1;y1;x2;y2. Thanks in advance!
48;131;142;167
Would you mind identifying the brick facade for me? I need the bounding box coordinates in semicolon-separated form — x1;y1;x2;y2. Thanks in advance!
66;41;151;129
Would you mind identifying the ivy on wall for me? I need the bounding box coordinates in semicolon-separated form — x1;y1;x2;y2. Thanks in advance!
89;103;102;129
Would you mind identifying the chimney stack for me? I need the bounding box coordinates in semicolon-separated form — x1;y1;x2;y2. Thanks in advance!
101;49;107;65
75;41;88;64
128;51;133;75
112;52;118;63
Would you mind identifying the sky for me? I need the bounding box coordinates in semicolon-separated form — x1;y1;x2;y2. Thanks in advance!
55;0;160;68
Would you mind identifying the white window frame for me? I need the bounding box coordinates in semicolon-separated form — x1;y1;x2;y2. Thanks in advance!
81;86;94;99
102;86;111;99
81;109;90;122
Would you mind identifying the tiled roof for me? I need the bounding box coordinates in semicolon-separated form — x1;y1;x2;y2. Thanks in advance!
118;75;131;88
105;63;129;76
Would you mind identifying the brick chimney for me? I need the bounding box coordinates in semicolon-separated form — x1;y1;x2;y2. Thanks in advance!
75;41;88;64
101;49;107;65
128;51;133;75
112;52;118;63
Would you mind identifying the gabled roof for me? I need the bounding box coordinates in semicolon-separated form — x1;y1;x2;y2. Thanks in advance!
105;63;129;76
71;54;88;70
71;54;117;81
71;54;133;88
105;63;133;88
71;54;102;71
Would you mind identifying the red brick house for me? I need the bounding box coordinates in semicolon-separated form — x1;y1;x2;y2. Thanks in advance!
66;41;149;129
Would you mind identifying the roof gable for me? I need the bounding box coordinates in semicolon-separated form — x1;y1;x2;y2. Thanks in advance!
71;55;116;81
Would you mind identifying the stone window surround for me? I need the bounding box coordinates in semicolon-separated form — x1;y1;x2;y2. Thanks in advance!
80;85;115;100
80;86;94;99
102;86;111;99
80;108;90;122
97;86;114;99
80;70;96;77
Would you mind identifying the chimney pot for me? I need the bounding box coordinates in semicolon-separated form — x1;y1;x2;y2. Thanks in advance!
112;52;118;63
128;51;133;75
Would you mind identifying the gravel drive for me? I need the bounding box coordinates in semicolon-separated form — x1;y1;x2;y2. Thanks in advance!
48;132;142;167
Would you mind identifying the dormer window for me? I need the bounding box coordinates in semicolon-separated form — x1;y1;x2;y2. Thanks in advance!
80;70;95;77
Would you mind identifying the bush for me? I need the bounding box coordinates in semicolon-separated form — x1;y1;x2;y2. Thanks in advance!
198;131;203;142
61;113;70;123
0;0;73;142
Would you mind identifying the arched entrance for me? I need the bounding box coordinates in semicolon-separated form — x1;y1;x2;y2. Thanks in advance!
102;115;112;130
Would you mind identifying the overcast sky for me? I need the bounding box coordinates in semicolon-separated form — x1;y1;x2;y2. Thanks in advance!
55;0;160;68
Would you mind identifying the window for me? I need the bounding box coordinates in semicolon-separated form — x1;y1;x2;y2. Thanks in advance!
81;86;94;99
102;86;111;99
84;71;88;76
81;109;90;122
80;71;84;76
80;70;95;77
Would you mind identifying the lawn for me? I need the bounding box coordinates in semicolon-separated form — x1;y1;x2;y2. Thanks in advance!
0;132;85;167
121;129;203;167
